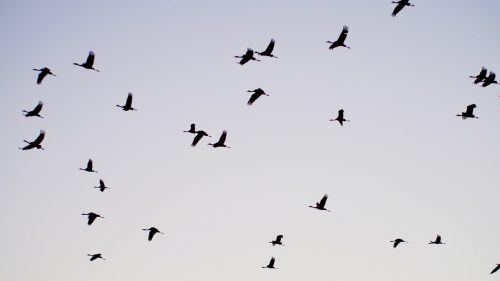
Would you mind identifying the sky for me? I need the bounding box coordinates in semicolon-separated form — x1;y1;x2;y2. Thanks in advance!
1;0;500;281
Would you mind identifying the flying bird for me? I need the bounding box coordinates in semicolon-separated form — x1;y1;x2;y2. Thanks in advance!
470;67;487;84
82;212;103;225
256;39;277;58
88;253;105;261
327;26;351;50
74;51;99;72
80;159;98;173
208;130;231;148
390;238;407;248
391;0;414;17
330;109;350;126
262;257;277;269
270;235;284;246
235;48;260;65
309;194;331;212
19;130;45;150
191;130;211;147
33;67;55;84
456;104;478;119
142;227;164;241
246;88;269;105
94;179;109;192
429;234;445;244
491;264;500;275
23;101;44;118
183;124;197;134
116;93;137;111
482;72;498;87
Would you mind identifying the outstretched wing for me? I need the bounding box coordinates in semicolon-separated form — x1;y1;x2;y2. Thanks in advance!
33;101;43;114
264;39;275;54
435;235;441;243
479;67;487;78
218;130;227;144
125;93;133;108
319;194;328;208
32;130;46;145
392;2;405;16
88;215;97;225
491;264;500;274
85;51;95;66
337;26;349;43
99;179;104;187
37;71;47;84
465;104;476;115
192;132;204;146
247;93;260;105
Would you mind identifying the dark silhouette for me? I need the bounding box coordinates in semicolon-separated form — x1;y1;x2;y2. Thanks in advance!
429;234;445;244
262;257;277;269
456;104;478;119
117;93;137;111
309;194;331;212
192;131;211;147
327;26;351;50
390;238;407;248
33;67;55;85
235;48;260;65
470;67;487;84
391;0;414;17
246;88;269;105
208;130;231;148
142;227;164;241
183;124;197;134
330;109;350;126
256;39;277;58
88;253;105;261
80;159;98;173
491;264;500;275
23;101;44;118
94;179;109;192
82;212;103;225
482;72;498;87
19;130;45;150
74;51;99;72
270;235;284;246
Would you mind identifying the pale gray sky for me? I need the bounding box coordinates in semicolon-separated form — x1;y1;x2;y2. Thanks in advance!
1;1;500;281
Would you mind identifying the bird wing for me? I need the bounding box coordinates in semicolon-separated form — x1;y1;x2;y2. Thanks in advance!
190;124;196;132
32;130;46;145
479;67;487;78
435;235;441;243
125;93;133;108
276;235;283;242
247;93;260;105
218;130;227;144
33;101;43;114
99;179;104;187
148;230;155;241
37;71;47;84
337;26;349;43
319;194;328;207
192;132;204;146
491;265;500;274
269;257;275;267
392;2;405;16
87;159;93;170
338;109;344;120
465;104;476;115
85;51;95;66
239;55;251;65
88;215;97;225
264;39;275;54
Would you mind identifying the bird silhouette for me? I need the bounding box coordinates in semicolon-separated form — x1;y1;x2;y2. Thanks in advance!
262;257;277;269
270;235;284;246
82;212;103;225
246;88;269;105
23;101;44;118
456;104;478;120
470;67;487;84
117;93;137;111
142;227;164;241
94;179;109;192
33;67;55;85
391;0;414;17
390;238;407;248
491;264;500;275
309;194;331;212
208;130;231;148
482;72;498;87
19;130;45;150
183;123;197;134
235;48;260;65
74;51;99;72
327;26;351;50
88;253;105;261
256;39;277;58
429;234;445;244
80;159;98;173
191;130;211;147
330;109;350;126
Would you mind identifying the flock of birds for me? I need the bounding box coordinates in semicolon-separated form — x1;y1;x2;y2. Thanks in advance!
16;0;500;276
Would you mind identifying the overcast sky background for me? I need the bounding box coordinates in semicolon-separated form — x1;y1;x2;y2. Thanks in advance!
1;1;500;281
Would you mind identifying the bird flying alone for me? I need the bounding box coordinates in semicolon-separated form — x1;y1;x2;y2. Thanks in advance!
262;257;277;269
95;179;109;192
74;51;99;72
33;67;55;85
491;264;500;275
391;0;414;17
456;104;478;120
235;48;260;65
270;235;284;246
390;238;407;248
429;234;445;245
142;227;164;241
19;130;45;150
117;93;137;111
88;253;105;261
208;130;231;148
23;101;44;118
256;39;277;58
330;109;350;126
309;194;331;212
82;212;103;225
327;26;351;50
80;159;98;173
470;67;487;84
246;88;269;105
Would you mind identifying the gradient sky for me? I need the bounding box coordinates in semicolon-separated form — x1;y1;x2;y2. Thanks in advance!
1;1;500;281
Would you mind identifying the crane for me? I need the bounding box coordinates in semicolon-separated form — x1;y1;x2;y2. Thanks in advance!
235;48;260;65
191;130;211;147
429;234;445;244
482;72;498;87
74;51;99;72
142;227;165;241
309;194;331;212
33;67;55;84
81;212;103;225
19;130;45;150
208;130;231;148
456;104;478;119
470;67;487;84
88;253;105;261
256;39;277;58
262;257;277;269
23;101;44;118
246;88;269;105
390;238;407;248
491;264;500;275
183;124;197;134
94;179;109;192
117;93;137;111
327;26;351;50
391;0;414;17
80;159;98;173
270;235;284;246
330;109;350;126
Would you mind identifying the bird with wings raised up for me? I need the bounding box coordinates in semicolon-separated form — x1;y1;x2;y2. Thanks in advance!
270;235;284;246
95;179;109;192
309;194;331;212
117;93;137;111
23;101;44;118
330;109;350;126
74;51;99;72
456;104;478;120
470;67;487;84
208;130;231;148
429;234;445;244
19;130;45;150
256;39;277;58
235;48;260;65
262;257;277;269
327;26;351;50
